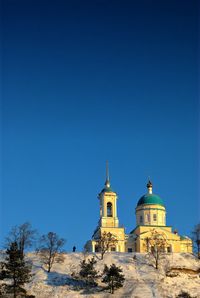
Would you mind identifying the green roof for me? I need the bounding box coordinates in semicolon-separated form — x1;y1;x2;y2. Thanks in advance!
137;194;164;207
100;185;115;193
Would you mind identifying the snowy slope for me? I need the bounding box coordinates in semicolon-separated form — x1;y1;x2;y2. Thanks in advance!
3;252;200;298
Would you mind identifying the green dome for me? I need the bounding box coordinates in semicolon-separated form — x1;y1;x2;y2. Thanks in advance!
137;193;164;207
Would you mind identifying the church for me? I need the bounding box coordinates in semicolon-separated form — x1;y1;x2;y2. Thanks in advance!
85;166;192;253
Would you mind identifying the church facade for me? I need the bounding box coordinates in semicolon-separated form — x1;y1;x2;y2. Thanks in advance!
85;167;192;253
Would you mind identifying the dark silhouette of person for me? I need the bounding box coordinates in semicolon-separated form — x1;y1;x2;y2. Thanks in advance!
72;246;76;252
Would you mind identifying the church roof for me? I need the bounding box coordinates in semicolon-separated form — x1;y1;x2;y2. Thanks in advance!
100;185;115;194
137;193;164;207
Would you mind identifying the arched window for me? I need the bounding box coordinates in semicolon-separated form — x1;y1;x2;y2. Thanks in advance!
146;214;150;223
107;202;112;217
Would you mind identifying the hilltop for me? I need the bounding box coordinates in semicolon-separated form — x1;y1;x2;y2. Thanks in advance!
12;252;200;298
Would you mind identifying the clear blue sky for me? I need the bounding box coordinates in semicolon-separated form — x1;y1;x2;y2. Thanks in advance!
1;0;199;251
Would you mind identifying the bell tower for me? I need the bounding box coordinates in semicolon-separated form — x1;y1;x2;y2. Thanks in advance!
84;162;125;252
98;162;119;228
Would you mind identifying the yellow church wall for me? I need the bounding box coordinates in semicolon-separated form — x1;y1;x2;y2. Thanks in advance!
172;242;181;253
101;217;119;228
89;227;126;252
99;227;126;252
86;234;192;254
91;212;192;254
133;225;173;237
132;227;192;253
137;227;179;240
100;227;125;240
180;240;193;253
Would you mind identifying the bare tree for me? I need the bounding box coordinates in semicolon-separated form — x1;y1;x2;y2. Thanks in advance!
6;222;37;259
96;232;118;260
144;229;168;269
37;232;65;272
192;223;200;258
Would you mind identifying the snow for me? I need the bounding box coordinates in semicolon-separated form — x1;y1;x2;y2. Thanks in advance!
2;252;200;297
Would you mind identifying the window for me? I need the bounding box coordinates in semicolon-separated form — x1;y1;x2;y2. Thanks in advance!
167;247;171;253
153;214;157;221
95;245;99;252
111;246;116;251
140;215;143;223
128;248;133;253
107;202;112;217
146;214;150;222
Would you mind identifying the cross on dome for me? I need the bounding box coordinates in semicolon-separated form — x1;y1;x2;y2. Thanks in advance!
147;179;153;194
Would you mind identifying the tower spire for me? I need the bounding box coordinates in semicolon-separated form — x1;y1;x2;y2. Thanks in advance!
105;161;110;188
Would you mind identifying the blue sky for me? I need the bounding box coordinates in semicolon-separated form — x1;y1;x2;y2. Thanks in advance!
1;0;199;251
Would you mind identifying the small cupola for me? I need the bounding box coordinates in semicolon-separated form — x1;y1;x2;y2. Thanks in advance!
147;180;153;194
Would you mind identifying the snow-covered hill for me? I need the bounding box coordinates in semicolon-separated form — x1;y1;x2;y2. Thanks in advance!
4;252;200;297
